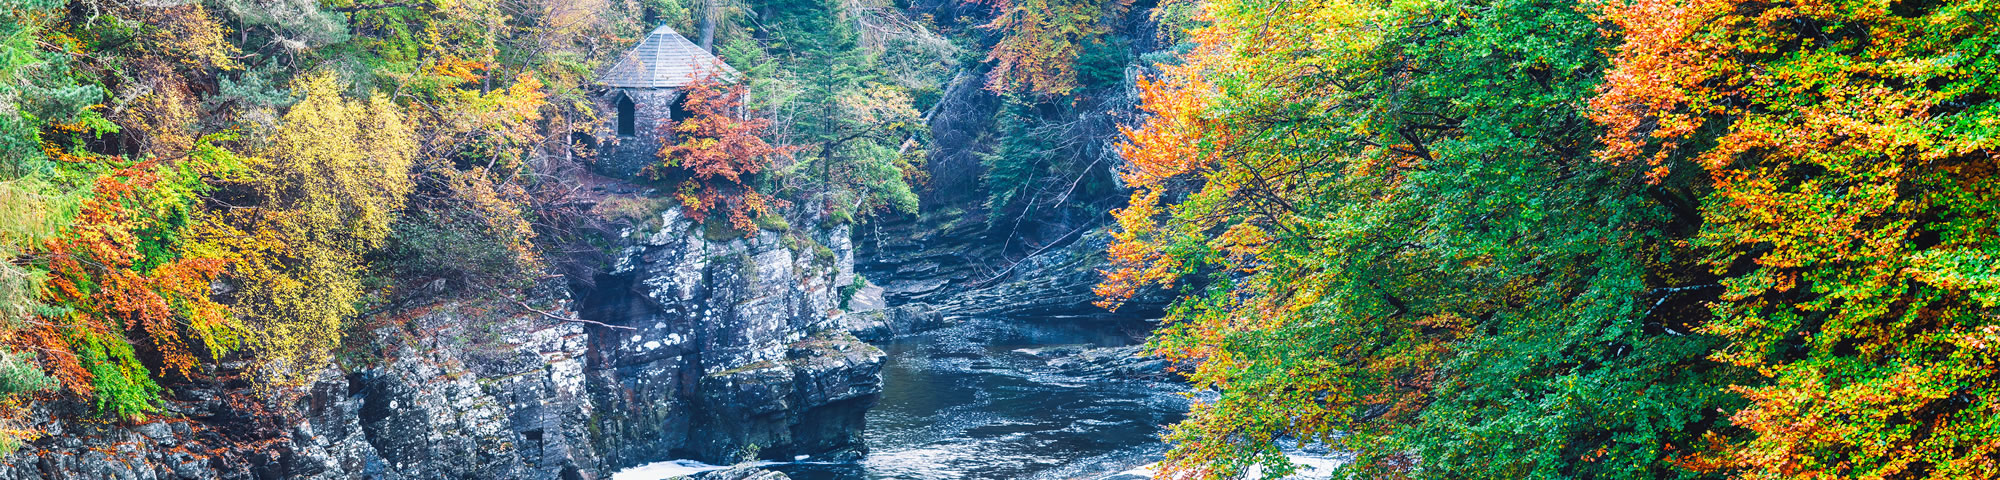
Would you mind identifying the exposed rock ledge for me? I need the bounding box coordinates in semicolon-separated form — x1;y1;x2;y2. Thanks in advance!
857;216;1171;333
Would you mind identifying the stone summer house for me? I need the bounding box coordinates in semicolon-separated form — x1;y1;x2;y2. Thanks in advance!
593;24;740;177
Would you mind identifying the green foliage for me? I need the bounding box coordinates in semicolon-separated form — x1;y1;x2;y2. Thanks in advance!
702;215;747;242
74;332;162;421
1072;36;1128;92
0;350;52;453
975;95;1119;228
595;195;675;229
811;243;836;268
970;0;1130;96
742;0;932;220
382;158;544;297
0;351;55;398
822;207;854;229
0;178;78;329
0;1;105;179
736;442;762;463
383;209;537;292
1109;0;2000;478
839;274;867;310
205;62;296;129
978;103;1056;219
216;0;350;49
1589;0;2000;474
1370;1;1740;476
1103;0;1742;477
951;0;1133;230
20;133;243;418
0;0;680;431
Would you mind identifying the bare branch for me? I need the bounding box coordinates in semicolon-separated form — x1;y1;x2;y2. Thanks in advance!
514;300;635;330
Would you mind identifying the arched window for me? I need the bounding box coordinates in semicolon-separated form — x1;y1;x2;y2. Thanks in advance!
617;95;637;136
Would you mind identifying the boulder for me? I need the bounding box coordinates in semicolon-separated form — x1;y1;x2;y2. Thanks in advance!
693;466;791;480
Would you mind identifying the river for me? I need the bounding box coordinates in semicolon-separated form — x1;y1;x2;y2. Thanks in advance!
615;317;1341;480
774;317;1184;480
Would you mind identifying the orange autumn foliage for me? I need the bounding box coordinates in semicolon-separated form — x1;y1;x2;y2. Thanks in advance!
651;77;795;233
1592;0;2000;476
1093;72;1220;308
965;0;1132;95
31;160;238;408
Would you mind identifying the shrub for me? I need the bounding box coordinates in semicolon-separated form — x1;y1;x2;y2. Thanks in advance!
839;274;867;311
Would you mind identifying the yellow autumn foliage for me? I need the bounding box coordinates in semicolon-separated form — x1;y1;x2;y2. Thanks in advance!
0;179;75;326
195;74;416;393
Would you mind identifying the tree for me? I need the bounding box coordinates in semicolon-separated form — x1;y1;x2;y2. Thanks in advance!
0;0;624;428
196;74;416;393
791;83;923;219
1592;0;2000;476
739;0;940;222
1;0;241;424
965;0;1131;96
0;0;106;179
1100;0;1735;478
37;167;222;420
650;76;793;233
25;135;248;420
383;164;544;294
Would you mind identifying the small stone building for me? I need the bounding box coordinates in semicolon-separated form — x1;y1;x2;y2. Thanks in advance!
594;25;741;177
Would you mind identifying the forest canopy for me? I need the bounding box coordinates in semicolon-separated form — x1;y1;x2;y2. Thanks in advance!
1101;0;2000;478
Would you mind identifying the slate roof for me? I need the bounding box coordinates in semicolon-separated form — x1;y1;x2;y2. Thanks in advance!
598;25;741;88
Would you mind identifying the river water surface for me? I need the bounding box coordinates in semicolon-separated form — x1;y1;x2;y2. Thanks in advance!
773;317;1185;480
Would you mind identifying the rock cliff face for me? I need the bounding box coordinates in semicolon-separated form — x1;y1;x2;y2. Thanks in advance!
856;215;1169;325
583;207;882;467
0;205;880;480
0;297;598;480
343;301;600;480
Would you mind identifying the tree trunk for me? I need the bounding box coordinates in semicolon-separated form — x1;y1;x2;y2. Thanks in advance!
699;0;718;52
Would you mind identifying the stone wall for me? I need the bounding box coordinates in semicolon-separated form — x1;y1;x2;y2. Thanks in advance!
594;87;682;178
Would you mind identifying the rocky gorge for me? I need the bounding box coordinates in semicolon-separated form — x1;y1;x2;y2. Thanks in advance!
0;0;1193;476
0;192;1212;480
